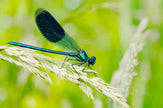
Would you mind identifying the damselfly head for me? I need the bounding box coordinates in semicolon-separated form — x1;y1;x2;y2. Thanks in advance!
88;56;96;65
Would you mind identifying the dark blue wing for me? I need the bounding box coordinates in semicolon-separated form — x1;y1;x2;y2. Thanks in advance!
35;8;81;52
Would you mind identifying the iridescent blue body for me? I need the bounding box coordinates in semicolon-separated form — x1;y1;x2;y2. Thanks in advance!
8;8;96;72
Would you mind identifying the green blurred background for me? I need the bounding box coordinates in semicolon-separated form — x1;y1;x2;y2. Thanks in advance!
0;0;162;108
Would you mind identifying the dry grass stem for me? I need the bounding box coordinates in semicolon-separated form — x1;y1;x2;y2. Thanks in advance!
61;2;119;24
110;18;149;107
0;45;129;108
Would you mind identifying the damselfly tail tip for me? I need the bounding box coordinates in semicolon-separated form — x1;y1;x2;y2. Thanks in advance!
8;42;16;45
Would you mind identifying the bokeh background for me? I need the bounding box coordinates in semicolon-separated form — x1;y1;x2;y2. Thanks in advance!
0;0;162;108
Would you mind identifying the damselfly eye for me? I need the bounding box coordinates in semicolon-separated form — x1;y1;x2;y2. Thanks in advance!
89;56;96;65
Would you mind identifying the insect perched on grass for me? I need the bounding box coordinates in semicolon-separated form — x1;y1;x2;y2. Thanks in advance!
9;8;96;73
